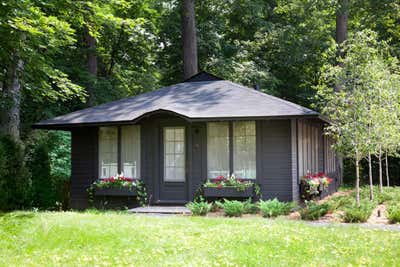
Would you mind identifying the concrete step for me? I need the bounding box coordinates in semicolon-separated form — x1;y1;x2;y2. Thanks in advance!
129;206;191;215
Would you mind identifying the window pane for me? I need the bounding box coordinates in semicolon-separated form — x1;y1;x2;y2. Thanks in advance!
233;121;256;179
207;122;230;178
99;127;118;178
121;125;141;179
164;127;185;182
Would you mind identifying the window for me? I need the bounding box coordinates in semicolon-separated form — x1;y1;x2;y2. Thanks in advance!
99;127;118;178
233;121;256;179
207;122;230;178
121;125;141;179
98;125;141;179
164;127;185;182
324;136;336;174
207;121;256;179
297;120;320;177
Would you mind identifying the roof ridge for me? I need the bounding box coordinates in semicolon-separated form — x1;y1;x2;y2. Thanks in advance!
224;80;316;114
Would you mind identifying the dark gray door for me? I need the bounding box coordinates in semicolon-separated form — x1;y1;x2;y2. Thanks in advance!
158;126;188;203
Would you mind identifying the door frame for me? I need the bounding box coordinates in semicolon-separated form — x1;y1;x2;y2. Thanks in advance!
156;120;191;203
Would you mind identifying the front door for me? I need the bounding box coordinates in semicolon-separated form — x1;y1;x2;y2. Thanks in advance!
158;126;188;203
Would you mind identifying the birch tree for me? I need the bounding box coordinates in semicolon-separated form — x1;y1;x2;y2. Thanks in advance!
316;30;400;205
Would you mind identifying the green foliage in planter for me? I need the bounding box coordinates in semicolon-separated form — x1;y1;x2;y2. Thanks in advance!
299;201;330;221
343;202;374;223
258;198;293;218
135;180;148;207
243;199;259;214
222;199;244;217
387;203;400;224
186;198;211;216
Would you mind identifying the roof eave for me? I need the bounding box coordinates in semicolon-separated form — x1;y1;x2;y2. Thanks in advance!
32;113;322;130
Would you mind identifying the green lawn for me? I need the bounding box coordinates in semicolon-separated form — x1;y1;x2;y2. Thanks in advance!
1;212;400;266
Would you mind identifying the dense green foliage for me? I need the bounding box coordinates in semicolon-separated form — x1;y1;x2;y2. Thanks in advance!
0;136;31;210
343;202;374;223
222;199;244;217
243;198;259;214
299;201;330;221
387;203;400;224
186;198;211;216
1;212;400;266
258;198;293;218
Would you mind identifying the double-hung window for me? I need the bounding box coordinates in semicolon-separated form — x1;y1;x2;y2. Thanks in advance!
98;125;141;179
98;127;118;178
207;121;256;179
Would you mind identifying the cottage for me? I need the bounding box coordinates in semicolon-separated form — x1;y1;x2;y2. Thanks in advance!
34;72;340;209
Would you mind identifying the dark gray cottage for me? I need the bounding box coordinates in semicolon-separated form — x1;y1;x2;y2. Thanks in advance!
34;72;340;209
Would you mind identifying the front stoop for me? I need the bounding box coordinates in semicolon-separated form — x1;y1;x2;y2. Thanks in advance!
129;206;191;215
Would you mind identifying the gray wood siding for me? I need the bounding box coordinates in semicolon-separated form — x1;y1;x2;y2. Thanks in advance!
190;122;207;200
258;120;293;201
70;127;98;209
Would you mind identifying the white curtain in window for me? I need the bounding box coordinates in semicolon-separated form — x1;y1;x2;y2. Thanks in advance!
233;121;256;179
121;125;141;179
207;122;230;178
98;127;118;178
164;127;185;182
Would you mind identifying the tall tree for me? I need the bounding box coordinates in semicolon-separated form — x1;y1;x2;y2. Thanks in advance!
336;0;348;46
84;25;98;106
182;0;198;79
316;30;400;205
0;0;84;141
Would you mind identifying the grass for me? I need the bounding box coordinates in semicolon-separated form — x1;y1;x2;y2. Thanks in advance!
1;211;400;266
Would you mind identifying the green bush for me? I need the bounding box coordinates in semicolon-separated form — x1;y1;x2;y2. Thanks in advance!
343;202;374;223
223;200;244;217
300;201;330;221
186;199;211;216
387;203;400;224
243;199;259;214
326;195;353;212
0;135;31;211
258;198;293;218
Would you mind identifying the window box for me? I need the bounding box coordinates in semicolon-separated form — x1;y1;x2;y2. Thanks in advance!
94;186;137;197
203;186;254;198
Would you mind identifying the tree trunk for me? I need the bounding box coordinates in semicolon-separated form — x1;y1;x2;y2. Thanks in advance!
182;0;198;80
368;152;374;201
84;26;97;106
336;0;348;46
355;151;360;207
0;53;23;141
378;146;383;193
334;0;348;92
385;152;390;187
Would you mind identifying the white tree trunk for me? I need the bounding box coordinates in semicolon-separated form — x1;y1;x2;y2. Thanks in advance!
385;152;390;187
368;152;374;201
355;151;360;206
378;146;383;193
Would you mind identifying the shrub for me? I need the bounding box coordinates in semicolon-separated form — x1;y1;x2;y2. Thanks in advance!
0;135;31;211
300;201;330;221
387;203;400;224
223;200;244;217
259;198;293;218
243;199;259;214
343;202;374;223
186;198;211;216
326;195;353;212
